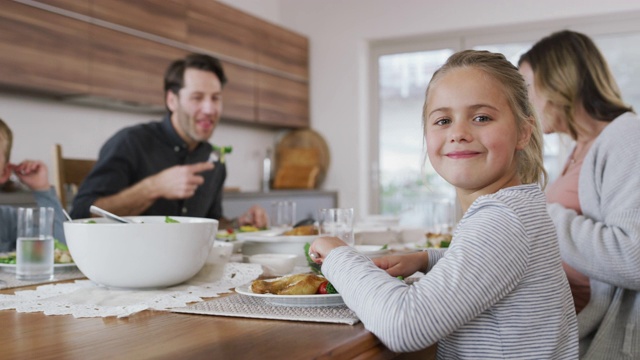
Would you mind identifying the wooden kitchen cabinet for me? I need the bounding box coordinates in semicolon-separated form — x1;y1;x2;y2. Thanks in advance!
255;20;309;80
35;0;91;15
257;72;309;127
186;0;309;127
0;1;90;95
38;0;189;43
0;0;310;128
187;1;259;65
90;0;188;43
221;61;258;124
88;25;188;108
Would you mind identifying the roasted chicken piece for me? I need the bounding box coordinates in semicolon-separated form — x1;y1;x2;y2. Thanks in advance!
251;273;326;295
283;225;319;236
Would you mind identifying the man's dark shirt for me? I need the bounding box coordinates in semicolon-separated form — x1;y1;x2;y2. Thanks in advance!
70;115;226;219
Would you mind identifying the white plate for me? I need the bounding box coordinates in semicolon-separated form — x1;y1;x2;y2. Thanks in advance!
0;262;78;273
354;245;390;256
241;233;319;243
235;229;283;241
235;283;344;307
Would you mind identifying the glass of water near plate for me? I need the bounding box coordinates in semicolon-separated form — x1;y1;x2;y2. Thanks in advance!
16;207;55;281
270;200;296;231
318;208;355;246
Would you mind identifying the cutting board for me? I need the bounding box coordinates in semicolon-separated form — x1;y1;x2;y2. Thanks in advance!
273;164;319;189
274;129;330;188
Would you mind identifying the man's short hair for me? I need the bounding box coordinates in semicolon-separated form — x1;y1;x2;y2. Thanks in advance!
164;53;227;96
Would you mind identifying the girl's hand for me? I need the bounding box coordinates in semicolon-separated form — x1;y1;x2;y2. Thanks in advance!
11;160;50;191
309;236;348;264
372;252;429;278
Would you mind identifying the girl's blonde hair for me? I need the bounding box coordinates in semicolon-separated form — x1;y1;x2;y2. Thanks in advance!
0;118;12;163
423;50;547;188
518;30;633;140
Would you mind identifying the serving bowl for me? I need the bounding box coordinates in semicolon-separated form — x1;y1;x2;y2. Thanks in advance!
64;216;218;289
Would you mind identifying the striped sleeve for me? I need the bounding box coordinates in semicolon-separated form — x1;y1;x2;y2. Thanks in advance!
322;185;578;358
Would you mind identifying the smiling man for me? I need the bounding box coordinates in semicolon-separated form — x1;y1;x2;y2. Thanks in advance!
71;54;266;229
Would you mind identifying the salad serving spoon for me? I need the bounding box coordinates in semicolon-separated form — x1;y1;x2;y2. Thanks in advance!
89;205;137;224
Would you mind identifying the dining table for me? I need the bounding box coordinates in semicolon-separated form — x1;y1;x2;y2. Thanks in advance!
0;276;436;360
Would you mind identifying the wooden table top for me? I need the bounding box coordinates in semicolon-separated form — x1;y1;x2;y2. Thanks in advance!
0;282;435;359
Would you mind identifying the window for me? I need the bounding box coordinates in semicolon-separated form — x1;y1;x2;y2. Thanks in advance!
378;50;455;217
371;12;640;219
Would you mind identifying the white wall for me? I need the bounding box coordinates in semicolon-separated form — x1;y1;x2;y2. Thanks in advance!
262;0;640;216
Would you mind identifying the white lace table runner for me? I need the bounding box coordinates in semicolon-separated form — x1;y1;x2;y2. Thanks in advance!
173;293;360;325
0;262;262;318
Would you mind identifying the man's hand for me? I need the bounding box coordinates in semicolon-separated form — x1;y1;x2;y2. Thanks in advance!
238;205;268;228
11;160;50;191
93;161;214;217
148;162;214;200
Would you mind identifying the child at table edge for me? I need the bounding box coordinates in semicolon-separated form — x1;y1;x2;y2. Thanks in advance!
0;117;66;252
310;50;578;358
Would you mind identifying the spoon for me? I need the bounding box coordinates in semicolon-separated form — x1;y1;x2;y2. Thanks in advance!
89;205;137;224
61;208;72;222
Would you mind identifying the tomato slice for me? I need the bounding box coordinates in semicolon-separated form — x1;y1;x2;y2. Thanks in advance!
317;281;328;294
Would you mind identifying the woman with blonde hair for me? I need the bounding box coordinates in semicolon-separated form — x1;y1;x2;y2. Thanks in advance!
520;30;640;359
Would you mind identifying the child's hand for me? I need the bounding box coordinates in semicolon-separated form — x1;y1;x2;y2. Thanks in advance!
239;205;268;229
308;236;348;264
372;252;429;278
11;160;50;191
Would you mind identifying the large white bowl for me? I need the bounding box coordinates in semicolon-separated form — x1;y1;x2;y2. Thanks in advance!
64;216;218;289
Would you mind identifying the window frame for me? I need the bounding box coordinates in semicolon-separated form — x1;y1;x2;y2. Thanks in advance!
368;9;640;214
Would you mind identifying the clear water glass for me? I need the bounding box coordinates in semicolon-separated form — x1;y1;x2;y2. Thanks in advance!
318;208;355;246
16;207;54;281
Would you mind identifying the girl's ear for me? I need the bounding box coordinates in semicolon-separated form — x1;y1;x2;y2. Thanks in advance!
516;117;534;150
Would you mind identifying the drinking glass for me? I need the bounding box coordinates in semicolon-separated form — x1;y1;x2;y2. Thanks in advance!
318;208;355;246
431;199;455;236
16;207;54;281
271;201;296;230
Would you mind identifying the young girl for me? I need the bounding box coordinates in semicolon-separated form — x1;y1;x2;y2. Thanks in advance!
0;117;67;251
310;50;579;358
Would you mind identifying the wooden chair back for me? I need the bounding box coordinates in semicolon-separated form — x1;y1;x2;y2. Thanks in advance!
52;144;96;210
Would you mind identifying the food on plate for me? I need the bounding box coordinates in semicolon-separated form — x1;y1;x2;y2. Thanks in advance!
54;239;73;263
0;239;73;264
317;280;338;294
238;225;261;232
216;225;266;242
216;229;237;241
283;225;319;236
251;273;327;295
417;232;453;248
165;216;179;223
0;252;15;264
